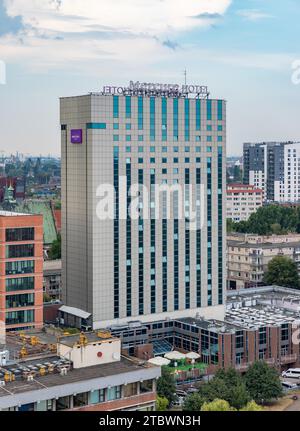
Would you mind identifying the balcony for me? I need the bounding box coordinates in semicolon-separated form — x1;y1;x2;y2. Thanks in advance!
280;353;297;365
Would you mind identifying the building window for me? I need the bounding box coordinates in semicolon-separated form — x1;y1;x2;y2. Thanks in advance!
6;228;34;242
107;386;121;401
125;96;131;118
6;293;35;308
217;100;223;121
90;389;105;404
6;277;34;292
196;99;201;131
124;382;138;398
6;244;34;259
207;99;212;121
140;380;153;393
113;96;119;118
185;98;190;141
6;309;34;325
173;98;178;141
150;97;156;141
138;96;143;130
6;260;35;275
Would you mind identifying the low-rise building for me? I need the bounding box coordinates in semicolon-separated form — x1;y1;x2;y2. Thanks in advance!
227;233;300;290
43;259;61;300
227;184;263;222
105;287;300;375
0;331;160;411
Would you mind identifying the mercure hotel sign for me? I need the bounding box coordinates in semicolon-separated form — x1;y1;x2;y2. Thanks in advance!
101;81;209;98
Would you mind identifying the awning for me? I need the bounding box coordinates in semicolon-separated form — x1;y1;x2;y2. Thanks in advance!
59;305;91;320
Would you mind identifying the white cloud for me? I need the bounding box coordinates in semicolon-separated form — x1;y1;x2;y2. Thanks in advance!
5;0;232;34
236;9;274;22
1;0;232;70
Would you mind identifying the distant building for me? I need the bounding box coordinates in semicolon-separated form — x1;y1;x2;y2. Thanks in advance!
0;211;44;331
0;331;160;411
243;141;300;202
227;232;300;290
227;184;263;222
43;259;62;300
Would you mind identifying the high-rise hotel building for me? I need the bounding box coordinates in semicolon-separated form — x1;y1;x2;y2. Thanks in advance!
61;84;226;328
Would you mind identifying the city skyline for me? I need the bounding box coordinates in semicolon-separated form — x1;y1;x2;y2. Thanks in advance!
1;0;300;155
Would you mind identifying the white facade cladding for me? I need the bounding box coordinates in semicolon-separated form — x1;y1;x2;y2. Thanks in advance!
60;87;226;328
244;141;300;203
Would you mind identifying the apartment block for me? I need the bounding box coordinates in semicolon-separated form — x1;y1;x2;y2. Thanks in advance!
227;232;300;290
0;211;43;331
243;141;300;202
227;184;263;222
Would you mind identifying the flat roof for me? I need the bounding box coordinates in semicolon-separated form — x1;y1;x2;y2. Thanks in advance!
59;305;91;320
0;356;156;399
176;317;240;333
58;331;117;347
226;285;300;329
0;210;33;217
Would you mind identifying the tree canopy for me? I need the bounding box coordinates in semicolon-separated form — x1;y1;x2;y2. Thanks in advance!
264;255;300;289
244;361;283;404
227;205;300;235
182;393;205;411
48;233;61;260
199;368;250;410
156;396;169;411
156;366;177;405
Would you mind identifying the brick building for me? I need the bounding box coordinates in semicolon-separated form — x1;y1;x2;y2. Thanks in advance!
0;211;43;331
107;287;300;375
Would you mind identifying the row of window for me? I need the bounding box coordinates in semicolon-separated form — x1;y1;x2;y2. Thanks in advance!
6;228;34;242
113;96;223;123
6;260;35;275
6;244;34;259
113;135;223;142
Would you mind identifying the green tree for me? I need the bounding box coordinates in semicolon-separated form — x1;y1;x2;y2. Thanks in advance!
230;205;300;235
201;399;236;411
244;361;283;404
156;396;169;411
240;401;263;411
48;233;61;260
43;292;51;303
264;255;300;289
182;393;205;411
157;367;177;405
199;368;250;409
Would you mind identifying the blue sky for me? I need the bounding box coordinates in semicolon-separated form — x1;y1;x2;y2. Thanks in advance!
0;0;300;156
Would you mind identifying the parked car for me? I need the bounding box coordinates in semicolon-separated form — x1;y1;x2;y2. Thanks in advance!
186;387;198;394
282;368;300;379
282;381;298;391
175;389;188;397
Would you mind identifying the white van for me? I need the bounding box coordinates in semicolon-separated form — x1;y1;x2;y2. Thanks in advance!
282;368;300;379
